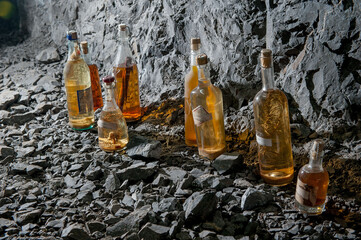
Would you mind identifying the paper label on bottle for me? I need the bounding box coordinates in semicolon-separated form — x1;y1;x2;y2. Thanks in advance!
295;179;317;206
192;105;212;126
77;87;93;114
256;134;272;147
98;120;118;130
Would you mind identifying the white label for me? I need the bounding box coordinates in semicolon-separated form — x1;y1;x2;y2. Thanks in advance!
256;134;272;147
295;179;317;206
98;120;118;130
192;105;213;126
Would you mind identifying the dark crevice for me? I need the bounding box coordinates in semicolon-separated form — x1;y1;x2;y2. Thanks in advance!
304;69;323;116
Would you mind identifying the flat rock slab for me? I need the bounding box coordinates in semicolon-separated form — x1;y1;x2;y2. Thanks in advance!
61;223;91;240
36;47;60;63
138;222;170;240
183;191;217;223
0;90;20;110
212;152;243;174
241;188;273;210
126;134;162;159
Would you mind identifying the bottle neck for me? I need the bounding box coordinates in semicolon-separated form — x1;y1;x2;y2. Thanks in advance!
190;49;201;66
261;65;275;90
309;154;324;170
67;40;78;60
83;52;91;65
104;83;117;107
197;64;211;87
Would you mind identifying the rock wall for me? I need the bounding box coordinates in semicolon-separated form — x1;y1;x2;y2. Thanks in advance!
19;0;360;138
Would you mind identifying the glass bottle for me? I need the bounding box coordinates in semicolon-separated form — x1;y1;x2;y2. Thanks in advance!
113;24;141;122
253;49;294;186
63;30;94;130
190;54;226;160
98;76;129;152
81;41;103;111
295;139;329;215
185;38;201;147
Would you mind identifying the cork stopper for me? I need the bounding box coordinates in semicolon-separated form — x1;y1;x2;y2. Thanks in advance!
67;30;78;41
119;24;127;31
260;49;272;68
311;139;325;159
80;41;88;54
103;76;115;83
191;38;201;51
196;54;208;65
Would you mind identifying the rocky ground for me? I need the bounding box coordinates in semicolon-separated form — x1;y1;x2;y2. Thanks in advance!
0;37;360;240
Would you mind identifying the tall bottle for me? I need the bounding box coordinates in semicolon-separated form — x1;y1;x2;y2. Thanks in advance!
185;38;201;147
81;41;103;111
190;54;226;160
98;76;129;152
253;49;294;186
295;139;329;215
113;24;141;122
63;30;94;130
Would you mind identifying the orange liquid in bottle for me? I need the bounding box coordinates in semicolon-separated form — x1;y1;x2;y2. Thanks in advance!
185;66;198;146
88;64;103;111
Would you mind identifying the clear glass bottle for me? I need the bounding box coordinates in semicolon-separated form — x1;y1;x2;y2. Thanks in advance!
81;41;103;111
63;30;94;130
295;139;329;215
253;49;294;186
113;24;141;122
185;38;201;147
98;76;129;152
190;54;226;160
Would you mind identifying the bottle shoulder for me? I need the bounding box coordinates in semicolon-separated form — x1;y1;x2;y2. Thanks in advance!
253;88;288;106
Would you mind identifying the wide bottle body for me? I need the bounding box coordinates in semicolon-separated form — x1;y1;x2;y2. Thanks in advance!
64;58;94;130
185;66;198;147
113;62;141;122
191;84;226;160
253;89;294;185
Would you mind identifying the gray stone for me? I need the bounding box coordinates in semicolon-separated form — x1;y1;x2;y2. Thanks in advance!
86;221;105;234
36;47;60;63
0;90;19;110
104;171;121;193
9;112;36;125
34;102;54;114
126;134;162;159
162;166;188;184
16;146;35;158
9;162;28;175
46;219;65;229
138;222;170;240
26;164;43;176
61;223;91;240
212;152;243;174
241;188;273;210
0;146;14;159
116;162;157;182
36;75;60;92
183;191;217;222
14;209;43;225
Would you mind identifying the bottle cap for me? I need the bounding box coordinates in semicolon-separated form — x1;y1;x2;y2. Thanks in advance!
191;38;201;50
260;49;272;68
103;76;115;83
311;139;325;159
67;30;78;40
119;24;127;31
196;54;208;65
80;41;88;54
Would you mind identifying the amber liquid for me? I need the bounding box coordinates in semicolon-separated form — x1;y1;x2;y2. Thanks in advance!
253;89;294;185
88;64;103;111
185;66;198;146
113;64;141;122
98;110;129;151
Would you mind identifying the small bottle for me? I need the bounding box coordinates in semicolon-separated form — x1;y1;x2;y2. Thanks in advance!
190;54;226;160
63;30;94;130
185;38;201;147
98;76;129;152
81;41;103;111
253;49;294;186
113;24;141;122
295;139;329;215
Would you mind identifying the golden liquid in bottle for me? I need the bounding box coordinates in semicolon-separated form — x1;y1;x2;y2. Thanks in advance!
192;84;226;160
253;89;294;186
64;58;94;130
98;110;129;152
88;64;103;111
113;64;141;122
185;66;198;146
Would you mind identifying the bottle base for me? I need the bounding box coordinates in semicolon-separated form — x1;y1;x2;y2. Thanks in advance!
199;146;226;160
261;170;294;186
185;139;197;147
295;200;325;215
71;124;94;131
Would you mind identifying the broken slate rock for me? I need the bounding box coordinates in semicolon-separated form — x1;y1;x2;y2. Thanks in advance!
0;90;20;110
36;47;60;63
14;209;43;225
116;162;157;182
86;221;105;234
183;191;217;223
104;171;121;193
241;188;273;210
212;152;243;174
0;146;14;160
61;223;91;240
138;222;170;240
126;134;162;159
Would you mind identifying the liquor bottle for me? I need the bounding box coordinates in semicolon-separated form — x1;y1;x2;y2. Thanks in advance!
63;30;94;130
253;49;294;186
295;139;329;215
80;41;103;111
185;38;201;147
113;24;141;122
98;76;129;152
190;54;226;160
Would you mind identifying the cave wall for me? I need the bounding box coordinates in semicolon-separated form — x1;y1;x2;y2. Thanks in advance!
20;0;361;137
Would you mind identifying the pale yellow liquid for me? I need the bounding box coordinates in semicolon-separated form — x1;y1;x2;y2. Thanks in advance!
64;58;94;130
253;89;294;186
184;66;198;146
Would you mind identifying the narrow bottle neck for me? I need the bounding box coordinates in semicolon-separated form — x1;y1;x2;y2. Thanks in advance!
309;155;324;170
83;53;91;65
261;66;275;90
190;49;201;66
197;65;211;87
104;83;116;103
67;40;77;60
